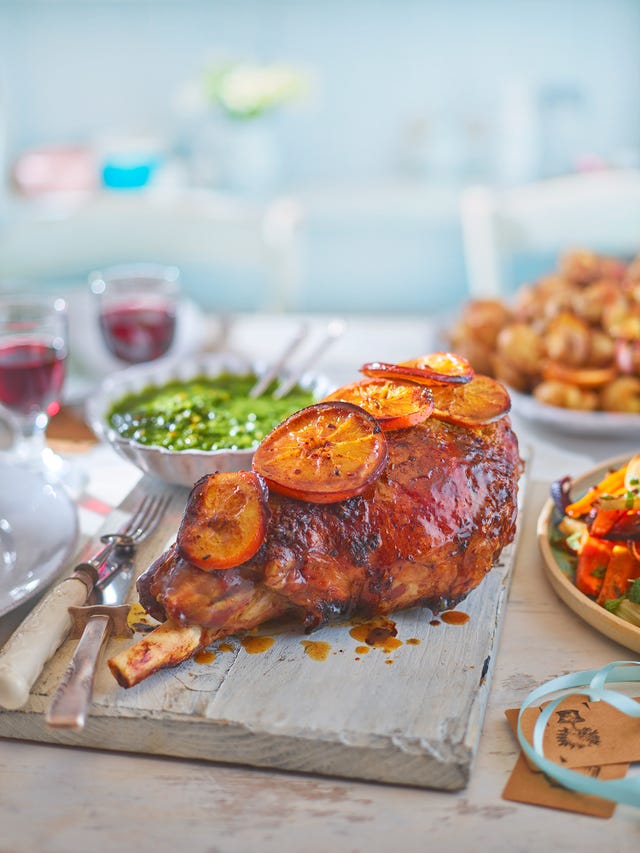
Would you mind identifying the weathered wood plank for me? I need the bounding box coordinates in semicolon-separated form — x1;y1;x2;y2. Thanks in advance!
0;473;524;790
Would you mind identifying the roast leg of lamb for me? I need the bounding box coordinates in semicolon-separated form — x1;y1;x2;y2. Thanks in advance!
109;414;522;688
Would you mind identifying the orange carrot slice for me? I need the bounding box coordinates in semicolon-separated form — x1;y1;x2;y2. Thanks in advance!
575;535;613;598
565;465;628;518
596;544;640;606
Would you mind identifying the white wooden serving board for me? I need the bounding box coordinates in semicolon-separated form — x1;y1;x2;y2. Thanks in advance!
0;472;526;791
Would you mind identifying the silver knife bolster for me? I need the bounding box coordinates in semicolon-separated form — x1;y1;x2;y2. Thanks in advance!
0;574;93;710
68;604;132;638
46;605;132;729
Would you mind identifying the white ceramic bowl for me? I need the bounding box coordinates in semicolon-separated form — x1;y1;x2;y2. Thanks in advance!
86;352;332;488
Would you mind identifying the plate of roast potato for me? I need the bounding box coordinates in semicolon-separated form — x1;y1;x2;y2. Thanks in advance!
448;249;640;436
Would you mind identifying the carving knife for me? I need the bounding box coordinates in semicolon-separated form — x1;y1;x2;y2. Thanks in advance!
45;542;135;730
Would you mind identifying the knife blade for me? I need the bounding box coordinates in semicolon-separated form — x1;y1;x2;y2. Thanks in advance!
45;543;136;730
0;536;119;711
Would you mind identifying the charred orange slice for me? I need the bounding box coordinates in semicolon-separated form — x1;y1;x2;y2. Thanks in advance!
252;401;388;503
324;378;434;431
177;471;269;571
430;374;511;427
360;352;474;386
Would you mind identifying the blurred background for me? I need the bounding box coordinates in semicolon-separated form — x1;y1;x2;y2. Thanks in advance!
0;0;639;315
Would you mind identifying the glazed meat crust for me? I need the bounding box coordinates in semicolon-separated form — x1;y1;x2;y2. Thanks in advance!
138;416;522;638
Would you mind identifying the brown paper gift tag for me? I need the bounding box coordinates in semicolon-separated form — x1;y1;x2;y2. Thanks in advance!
506;695;640;768
503;701;632;816
502;753;628;818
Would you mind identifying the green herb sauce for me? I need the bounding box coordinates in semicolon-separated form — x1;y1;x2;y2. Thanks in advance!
107;372;316;452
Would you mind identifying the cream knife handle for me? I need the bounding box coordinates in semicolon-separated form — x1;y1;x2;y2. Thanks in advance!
0;575;91;710
46;614;111;730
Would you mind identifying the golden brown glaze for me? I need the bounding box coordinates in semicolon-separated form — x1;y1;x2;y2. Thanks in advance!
137;416;522;637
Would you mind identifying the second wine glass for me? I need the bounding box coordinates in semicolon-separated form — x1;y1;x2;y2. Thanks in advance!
0;293;69;477
90;264;180;365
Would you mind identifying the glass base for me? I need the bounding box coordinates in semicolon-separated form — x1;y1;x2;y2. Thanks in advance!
0;410;88;499
0;445;88;500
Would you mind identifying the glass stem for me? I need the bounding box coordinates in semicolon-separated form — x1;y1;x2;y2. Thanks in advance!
11;413;48;470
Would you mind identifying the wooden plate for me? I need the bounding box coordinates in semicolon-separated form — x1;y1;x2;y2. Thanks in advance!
537;452;640;654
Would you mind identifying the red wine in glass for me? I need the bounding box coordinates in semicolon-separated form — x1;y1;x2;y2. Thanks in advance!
99;300;177;363
0;339;66;417
91;265;180;365
0;294;84;493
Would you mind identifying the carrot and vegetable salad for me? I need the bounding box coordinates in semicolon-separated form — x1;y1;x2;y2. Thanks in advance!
551;454;640;627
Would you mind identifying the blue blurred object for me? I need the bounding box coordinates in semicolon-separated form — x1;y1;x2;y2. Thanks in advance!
101;154;160;190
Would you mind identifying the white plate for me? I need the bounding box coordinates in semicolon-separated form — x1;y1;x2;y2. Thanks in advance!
509;386;640;438
0;461;79;617
537;452;640;654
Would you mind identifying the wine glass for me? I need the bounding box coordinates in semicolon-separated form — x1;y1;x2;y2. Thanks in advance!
0;294;74;483
89;264;180;365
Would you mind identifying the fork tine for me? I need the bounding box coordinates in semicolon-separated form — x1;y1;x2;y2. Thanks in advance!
93;493;171;592
131;493;171;543
120;494;156;537
91;494;156;568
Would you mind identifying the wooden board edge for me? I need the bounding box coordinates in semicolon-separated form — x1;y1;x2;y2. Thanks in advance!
0;709;471;791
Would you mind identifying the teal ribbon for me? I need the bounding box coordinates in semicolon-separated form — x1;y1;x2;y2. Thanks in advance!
516;660;640;807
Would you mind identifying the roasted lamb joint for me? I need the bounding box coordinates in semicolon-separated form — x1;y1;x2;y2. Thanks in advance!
109;414;522;688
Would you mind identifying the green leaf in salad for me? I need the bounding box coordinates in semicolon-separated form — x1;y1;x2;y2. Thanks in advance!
565;530;584;553
628;577;640;605
604;588;640;628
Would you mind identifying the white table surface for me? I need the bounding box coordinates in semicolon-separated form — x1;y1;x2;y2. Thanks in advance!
1;313;639;853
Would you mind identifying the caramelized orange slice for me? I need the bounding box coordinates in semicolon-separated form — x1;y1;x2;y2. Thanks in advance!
177;471;269;570
324;378;434;430
360;352;474;386
430;374;511;427
252;401;388;503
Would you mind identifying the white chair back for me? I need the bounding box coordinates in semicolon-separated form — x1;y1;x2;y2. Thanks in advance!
460;170;640;297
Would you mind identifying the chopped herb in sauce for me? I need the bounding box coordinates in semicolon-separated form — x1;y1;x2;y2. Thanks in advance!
107;372;315;452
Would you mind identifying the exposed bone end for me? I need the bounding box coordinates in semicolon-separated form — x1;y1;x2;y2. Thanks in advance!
108;622;211;689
